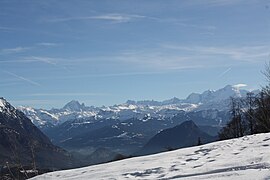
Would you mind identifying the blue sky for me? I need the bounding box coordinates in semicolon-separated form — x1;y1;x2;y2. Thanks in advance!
1;0;270;108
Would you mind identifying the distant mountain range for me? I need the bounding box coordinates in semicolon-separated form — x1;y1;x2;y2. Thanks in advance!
19;85;257;130
16;85;256;156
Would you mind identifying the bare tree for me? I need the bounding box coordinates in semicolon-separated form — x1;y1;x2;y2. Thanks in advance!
219;97;245;139
243;92;256;134
254;91;270;132
254;62;270;132
220;62;270;140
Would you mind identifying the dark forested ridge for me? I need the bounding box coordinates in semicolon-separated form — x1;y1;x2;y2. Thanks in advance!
136;120;216;156
0;98;78;179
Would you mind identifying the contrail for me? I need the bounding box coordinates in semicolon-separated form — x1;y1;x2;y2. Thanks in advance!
25;56;71;72
4;71;41;87
218;67;232;78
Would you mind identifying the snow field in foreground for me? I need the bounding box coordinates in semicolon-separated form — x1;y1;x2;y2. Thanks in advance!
31;133;270;180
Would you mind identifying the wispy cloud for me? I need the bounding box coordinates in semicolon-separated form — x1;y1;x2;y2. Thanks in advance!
36;42;60;47
162;44;270;62
0;57;54;64
0;42;60;55
0;56;70;71
91;14;146;23
28;71;172;81
0;26;17;31
4;71;41;87
112;49;219;70
46;13;216;31
24;56;58;65
47;13;146;23
162;20;217;31
100;44;270;71
181;23;216;31
0;26;10;30
0;47;31;55
233;83;248;89
183;0;259;7
25;92;110;97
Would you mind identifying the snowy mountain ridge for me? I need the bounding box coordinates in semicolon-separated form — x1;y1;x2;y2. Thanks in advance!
0;98;5;109
127;85;252;105
0;97;20;119
18;85;257;129
31;132;270;180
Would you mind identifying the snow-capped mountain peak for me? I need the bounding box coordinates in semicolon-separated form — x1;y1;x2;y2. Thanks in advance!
0;97;17;116
185;93;201;104
0;97;6;109
185;84;249;104
63;100;86;111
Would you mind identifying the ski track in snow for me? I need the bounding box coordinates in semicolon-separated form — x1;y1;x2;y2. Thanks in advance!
31;133;270;180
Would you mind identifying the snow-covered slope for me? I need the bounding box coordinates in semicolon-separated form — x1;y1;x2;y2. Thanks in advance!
31;133;270;180
18;85;256;129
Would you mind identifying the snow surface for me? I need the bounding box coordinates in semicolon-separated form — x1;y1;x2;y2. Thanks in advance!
31;133;270;180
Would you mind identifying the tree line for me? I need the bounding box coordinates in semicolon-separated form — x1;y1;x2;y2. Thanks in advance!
219;63;270;140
